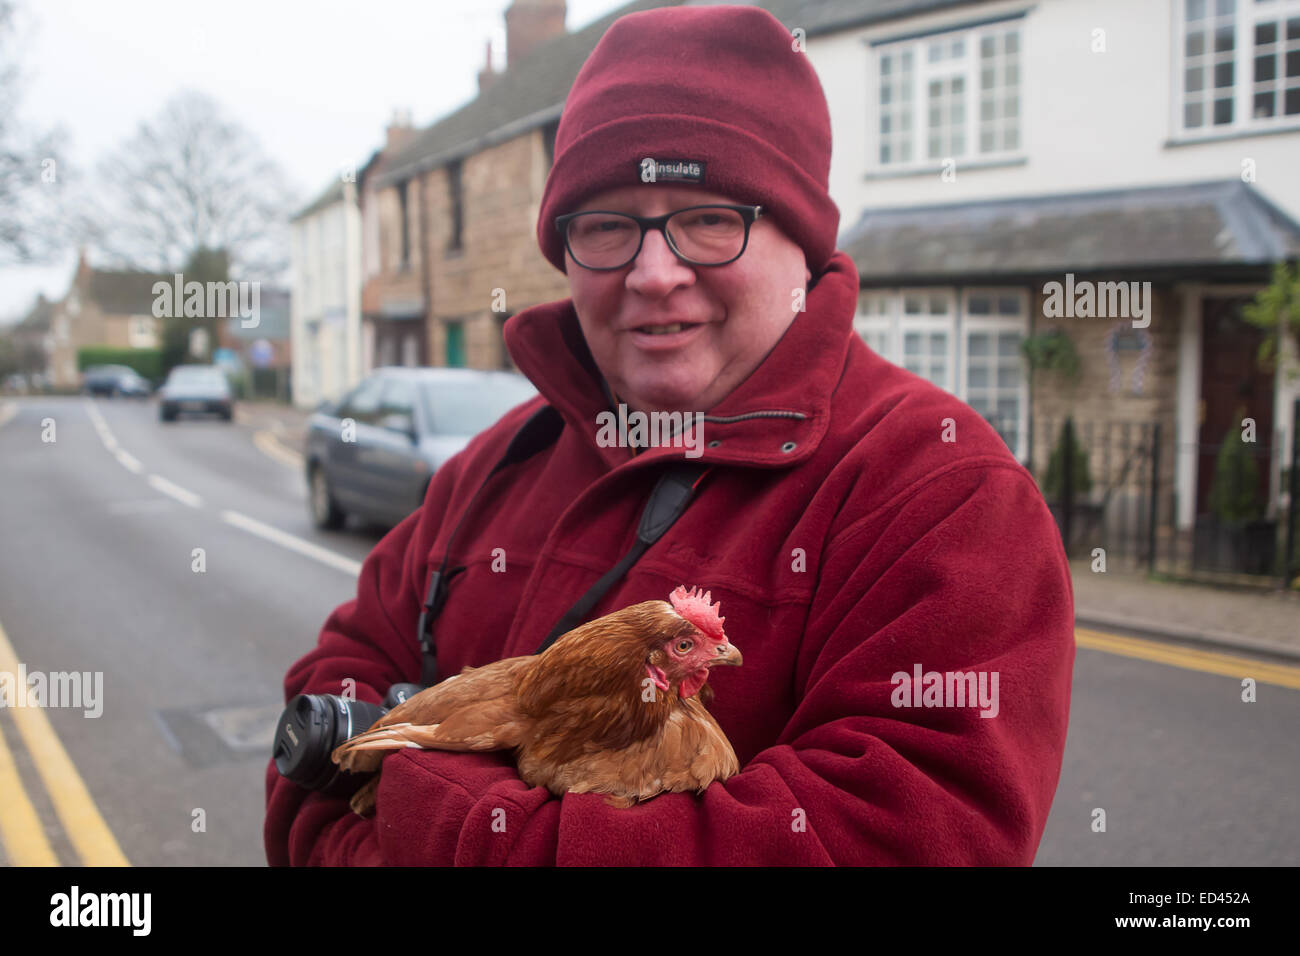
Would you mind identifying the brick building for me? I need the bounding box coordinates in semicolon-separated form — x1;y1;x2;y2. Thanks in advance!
360;0;678;373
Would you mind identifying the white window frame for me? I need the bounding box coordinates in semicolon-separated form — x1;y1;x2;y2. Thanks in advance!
855;291;896;358
897;287;958;393
1174;0;1300;138
855;287;1029;460
871;19;1025;172
959;289;1030;463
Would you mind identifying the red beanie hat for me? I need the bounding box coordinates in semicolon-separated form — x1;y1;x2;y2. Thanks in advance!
537;4;839;276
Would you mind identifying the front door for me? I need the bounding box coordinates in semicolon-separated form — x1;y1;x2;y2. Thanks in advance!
1196;296;1274;516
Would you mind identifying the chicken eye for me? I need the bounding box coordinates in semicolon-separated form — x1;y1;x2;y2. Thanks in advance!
675;639;693;654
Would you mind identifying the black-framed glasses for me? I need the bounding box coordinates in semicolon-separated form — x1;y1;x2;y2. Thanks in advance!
555;204;763;270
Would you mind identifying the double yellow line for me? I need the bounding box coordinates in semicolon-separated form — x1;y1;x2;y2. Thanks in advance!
0;619;129;866
1075;628;1300;689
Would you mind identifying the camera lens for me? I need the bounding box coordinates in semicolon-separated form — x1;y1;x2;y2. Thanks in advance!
273;694;388;794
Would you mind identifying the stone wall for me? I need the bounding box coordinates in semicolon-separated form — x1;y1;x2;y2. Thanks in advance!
1027;279;1182;532
423;127;568;369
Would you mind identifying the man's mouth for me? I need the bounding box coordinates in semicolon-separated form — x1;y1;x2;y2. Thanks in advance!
632;322;701;336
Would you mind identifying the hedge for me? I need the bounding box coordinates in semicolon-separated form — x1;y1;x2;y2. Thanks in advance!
76;347;164;382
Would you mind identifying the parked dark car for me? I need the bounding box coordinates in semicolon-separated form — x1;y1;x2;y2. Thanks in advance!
306;367;538;529
159;365;234;422
83;365;151;398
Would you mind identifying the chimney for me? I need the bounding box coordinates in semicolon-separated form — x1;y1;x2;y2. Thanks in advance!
386;108;414;152
477;40;498;94
504;0;566;70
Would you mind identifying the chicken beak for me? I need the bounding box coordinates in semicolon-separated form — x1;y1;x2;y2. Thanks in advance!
710;641;743;667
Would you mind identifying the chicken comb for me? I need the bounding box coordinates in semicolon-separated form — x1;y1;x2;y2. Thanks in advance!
669;585;726;640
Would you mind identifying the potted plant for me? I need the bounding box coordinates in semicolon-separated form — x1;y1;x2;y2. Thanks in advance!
1193;420;1277;574
1041;419;1100;555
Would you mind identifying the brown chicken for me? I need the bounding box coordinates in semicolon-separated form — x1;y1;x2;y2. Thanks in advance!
332;585;742;814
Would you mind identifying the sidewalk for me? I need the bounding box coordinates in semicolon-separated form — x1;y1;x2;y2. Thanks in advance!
1072;561;1300;660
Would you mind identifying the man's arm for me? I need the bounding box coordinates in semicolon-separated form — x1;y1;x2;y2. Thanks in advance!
263;396;556;865
366;460;1075;865
263;493;426;866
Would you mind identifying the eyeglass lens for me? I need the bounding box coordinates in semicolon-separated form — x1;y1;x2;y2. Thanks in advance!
566;207;748;268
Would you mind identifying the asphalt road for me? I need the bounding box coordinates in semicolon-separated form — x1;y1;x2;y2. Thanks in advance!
0;395;1296;866
0;396;385;865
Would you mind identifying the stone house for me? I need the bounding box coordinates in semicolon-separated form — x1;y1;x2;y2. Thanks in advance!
45;252;167;387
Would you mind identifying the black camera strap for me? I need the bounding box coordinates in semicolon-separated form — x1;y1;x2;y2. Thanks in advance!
534;464;708;654
415;404;710;684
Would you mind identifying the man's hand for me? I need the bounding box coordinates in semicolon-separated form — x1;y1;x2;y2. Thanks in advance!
374;749;534;865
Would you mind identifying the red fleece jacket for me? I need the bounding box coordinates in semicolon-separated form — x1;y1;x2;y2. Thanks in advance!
264;251;1075;866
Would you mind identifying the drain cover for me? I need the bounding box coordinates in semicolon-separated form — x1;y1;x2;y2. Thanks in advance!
155;702;281;768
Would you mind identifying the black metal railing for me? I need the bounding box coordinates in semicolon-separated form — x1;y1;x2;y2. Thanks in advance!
1032;417;1163;571
1032;405;1299;585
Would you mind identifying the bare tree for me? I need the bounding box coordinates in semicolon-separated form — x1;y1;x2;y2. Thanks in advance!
84;89;299;279
0;0;72;265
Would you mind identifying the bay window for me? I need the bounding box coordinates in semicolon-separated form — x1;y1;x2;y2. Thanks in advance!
857;288;1029;460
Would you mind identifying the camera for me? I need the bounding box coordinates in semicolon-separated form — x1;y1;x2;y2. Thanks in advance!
272;683;424;797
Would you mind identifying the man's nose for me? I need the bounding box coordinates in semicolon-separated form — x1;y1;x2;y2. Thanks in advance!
626;227;694;293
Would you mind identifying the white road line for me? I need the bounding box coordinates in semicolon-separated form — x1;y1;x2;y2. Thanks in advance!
220;510;362;577
114;449;143;474
84;400;119;450
0;402;16;430
147;474;203;508
84;400;106;429
83;397;357;578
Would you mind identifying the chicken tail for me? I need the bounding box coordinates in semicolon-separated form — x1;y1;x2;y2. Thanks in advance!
332;722;441;772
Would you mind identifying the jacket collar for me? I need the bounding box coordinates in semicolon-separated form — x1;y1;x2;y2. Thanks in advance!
504;251;861;471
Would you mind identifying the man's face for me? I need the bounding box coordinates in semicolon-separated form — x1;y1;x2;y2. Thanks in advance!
565;184;812;416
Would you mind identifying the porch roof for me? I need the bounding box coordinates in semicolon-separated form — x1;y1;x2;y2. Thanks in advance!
839;180;1300;286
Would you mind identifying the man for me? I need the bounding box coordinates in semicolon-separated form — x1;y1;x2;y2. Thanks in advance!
265;4;1074;866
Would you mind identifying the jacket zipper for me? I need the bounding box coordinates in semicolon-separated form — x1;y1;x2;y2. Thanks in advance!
702;410;807;424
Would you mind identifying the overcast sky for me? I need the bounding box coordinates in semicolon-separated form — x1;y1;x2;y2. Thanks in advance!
0;0;630;322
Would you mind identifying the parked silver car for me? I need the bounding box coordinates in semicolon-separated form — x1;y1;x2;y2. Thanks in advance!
83;364;151;398
306;367;538;529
